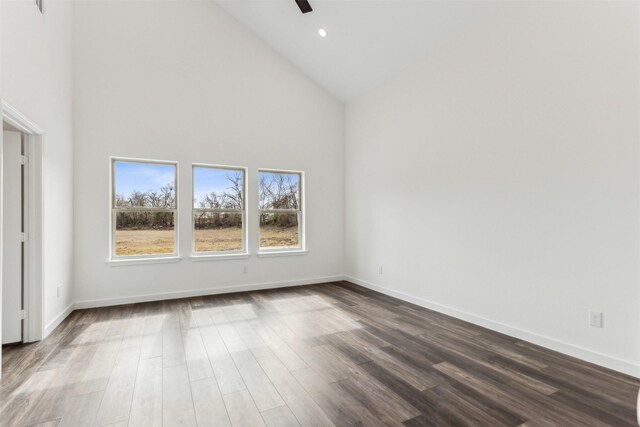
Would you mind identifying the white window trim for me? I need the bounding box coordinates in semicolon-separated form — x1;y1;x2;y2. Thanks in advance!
257;249;308;258
189;253;250;262
107;256;183;267
191;163;249;257
257;168;305;255
109;157;179;261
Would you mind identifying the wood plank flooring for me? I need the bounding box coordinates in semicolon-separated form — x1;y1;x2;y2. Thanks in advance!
1;281;638;426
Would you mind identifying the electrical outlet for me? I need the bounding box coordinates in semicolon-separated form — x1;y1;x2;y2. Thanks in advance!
589;310;603;328
242;266;248;274
377;266;383;275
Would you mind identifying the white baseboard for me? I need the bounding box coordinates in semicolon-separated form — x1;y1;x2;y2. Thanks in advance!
345;275;640;379
73;275;344;310
41;274;640;379
44;303;75;338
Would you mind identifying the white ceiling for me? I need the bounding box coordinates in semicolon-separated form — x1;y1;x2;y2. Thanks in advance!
216;0;493;102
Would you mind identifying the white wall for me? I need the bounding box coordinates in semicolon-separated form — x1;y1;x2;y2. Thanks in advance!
2;1;74;335
345;1;640;376
0;0;4;375
2;0;635;381
72;1;344;306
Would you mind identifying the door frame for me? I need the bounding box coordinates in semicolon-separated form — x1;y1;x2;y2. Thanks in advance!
1;100;44;343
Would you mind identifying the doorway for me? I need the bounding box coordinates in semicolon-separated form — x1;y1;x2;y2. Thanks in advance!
2;127;25;344
0;101;44;353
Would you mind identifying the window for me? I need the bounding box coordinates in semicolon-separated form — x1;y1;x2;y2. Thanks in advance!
258;170;303;251
193;165;246;254
111;159;178;259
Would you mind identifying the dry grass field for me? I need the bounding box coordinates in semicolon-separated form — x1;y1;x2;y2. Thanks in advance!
115;226;298;256
115;229;175;256
195;227;243;252
259;225;299;249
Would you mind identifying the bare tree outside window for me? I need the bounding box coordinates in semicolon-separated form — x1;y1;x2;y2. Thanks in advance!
111;160;177;258
193;166;246;253
259;170;302;250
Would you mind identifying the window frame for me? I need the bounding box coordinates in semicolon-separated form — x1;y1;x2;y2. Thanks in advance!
109;157;179;261
191;163;248;256
257;168;305;254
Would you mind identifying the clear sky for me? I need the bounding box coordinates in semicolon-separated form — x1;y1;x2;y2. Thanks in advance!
114;161;175;197
194;167;243;207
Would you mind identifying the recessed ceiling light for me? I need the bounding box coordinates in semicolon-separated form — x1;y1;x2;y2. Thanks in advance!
318;28;327;38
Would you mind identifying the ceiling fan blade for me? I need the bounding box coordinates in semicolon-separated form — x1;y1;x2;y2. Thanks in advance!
295;0;313;14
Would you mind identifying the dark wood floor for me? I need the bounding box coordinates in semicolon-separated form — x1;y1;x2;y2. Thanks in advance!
1;282;638;426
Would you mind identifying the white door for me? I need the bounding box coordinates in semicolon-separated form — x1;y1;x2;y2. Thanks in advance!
2;130;23;344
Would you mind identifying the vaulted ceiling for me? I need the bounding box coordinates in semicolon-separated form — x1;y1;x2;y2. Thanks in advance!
217;0;496;102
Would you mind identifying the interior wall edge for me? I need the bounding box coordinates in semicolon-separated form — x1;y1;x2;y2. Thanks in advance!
345;275;640;379
43;302;74;338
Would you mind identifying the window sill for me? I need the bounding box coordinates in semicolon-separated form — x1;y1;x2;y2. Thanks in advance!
257;249;308;258
190;253;250;262
107;256;182;267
